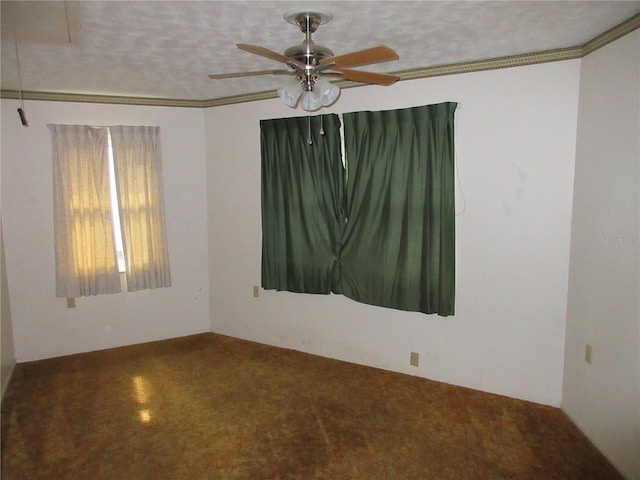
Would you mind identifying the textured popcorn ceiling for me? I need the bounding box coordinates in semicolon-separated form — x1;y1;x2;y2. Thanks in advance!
1;1;639;102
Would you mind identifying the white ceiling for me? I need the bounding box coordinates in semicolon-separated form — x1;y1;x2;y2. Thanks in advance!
2;1;639;103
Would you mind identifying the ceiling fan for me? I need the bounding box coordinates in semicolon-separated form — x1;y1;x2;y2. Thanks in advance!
208;10;400;111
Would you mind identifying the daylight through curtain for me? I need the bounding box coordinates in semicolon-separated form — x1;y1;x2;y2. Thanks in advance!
49;124;121;297
111;126;172;291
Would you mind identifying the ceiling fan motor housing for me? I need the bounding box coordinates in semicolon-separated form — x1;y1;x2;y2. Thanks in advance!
284;41;334;66
284;11;334;66
282;11;337;90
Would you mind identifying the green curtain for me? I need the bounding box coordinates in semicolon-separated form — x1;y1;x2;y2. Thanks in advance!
261;115;345;293
338;103;457;316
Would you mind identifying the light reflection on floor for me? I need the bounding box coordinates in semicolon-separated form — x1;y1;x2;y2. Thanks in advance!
132;376;152;424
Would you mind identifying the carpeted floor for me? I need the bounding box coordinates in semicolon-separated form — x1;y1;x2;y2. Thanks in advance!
1;333;623;480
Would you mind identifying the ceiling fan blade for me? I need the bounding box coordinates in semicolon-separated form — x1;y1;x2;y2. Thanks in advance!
209;69;292;79
236;44;306;69
330;68;399;86
319;45;398;68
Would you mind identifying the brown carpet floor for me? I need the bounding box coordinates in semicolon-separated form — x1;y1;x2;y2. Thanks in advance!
1;333;623;480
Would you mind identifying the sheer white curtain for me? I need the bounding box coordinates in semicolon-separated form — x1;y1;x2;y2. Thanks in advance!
110;126;171;291
49;125;121;297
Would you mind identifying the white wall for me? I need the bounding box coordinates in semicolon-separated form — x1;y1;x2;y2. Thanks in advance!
1;100;210;361
205;59;581;406
1;220;16;397
1;105;17;397
564;30;640;480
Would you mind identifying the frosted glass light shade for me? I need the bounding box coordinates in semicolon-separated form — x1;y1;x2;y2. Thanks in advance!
277;78;303;107
300;90;322;111
316;79;340;106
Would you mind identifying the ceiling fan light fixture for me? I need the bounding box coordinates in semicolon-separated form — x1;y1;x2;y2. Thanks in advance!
315;78;340;107
300;90;322;112
277;77;303;107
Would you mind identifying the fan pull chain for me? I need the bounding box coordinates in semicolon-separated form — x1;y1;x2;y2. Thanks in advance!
14;30;28;127
307;115;313;145
320;110;325;135
64;0;73;44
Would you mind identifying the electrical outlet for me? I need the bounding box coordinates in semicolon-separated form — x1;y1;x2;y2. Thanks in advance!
585;344;592;364
253;285;260;298
66;297;76;308
410;352;419;367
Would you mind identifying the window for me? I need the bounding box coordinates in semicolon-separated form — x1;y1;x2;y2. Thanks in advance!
339;104;457;316
107;130;126;273
49;125;171;298
260;114;345;294
260;103;457;316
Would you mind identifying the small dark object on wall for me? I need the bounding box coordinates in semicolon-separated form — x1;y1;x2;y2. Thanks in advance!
17;108;28;127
